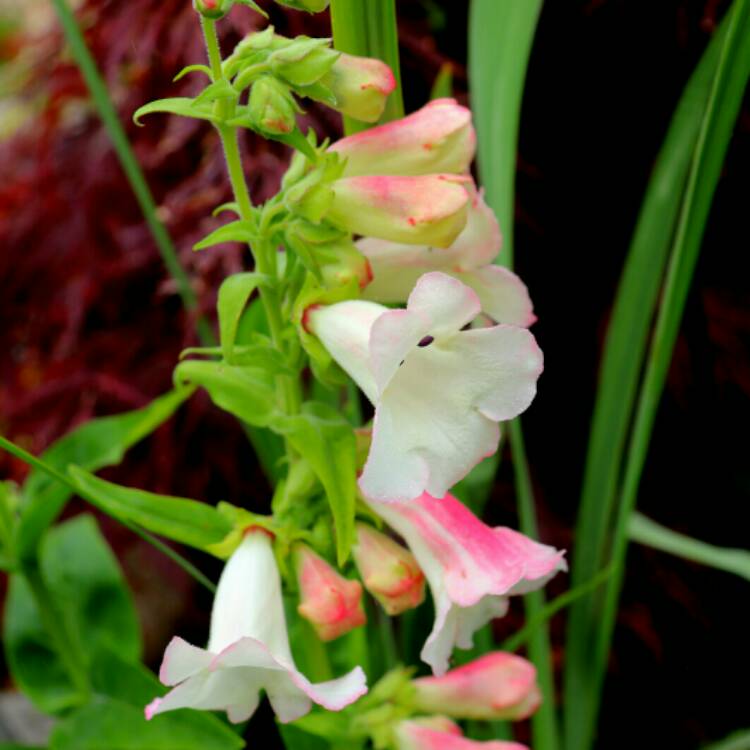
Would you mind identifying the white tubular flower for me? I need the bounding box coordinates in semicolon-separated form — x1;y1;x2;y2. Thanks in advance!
306;272;543;502
359;187;535;327
145;530;367;724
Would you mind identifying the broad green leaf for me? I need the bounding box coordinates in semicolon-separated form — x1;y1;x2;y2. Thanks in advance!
629;512;750;582
278;725;332;750
133;97;218;125
272;402;356;565
17;388;192;559
49;696;244;750
566;4;750;748
4;515;141;714
0;745;45;750
67;467;231;551
174;359;277;427
217;272;266;362
193;220;256;251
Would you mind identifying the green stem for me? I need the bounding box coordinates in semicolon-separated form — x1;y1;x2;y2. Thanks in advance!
52;0;214;346
23;563;91;699
507;420;559;750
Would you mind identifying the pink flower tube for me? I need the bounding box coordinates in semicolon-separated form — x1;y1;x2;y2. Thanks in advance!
412;652;541;720
330;98;476;177
370;493;566;674
145;530;367;724
295;544;366;641
394;719;528;750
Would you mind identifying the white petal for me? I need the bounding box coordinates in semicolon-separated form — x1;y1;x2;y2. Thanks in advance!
306;301;385;403
159;637;213;686
454;266;535;327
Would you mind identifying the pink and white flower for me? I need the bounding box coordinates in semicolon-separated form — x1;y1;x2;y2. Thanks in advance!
306;272;543;502
328;174;471;249
295;544;367;641
394;718;528;750
145;530;367;724
411;652;541;720
370;493;566;674
330;98;475;178
359;188;535;327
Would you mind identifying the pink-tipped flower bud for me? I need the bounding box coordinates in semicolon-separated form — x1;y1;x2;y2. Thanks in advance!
316;53;396;123
193;0;233;19
330;98;476;178
353;523;425;615
295;544;366;641
328;174;470;248
411;652;541;721
394;719;528;750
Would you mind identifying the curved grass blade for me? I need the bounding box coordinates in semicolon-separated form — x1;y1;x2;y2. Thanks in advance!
50;0;213;345
629;513;750;582
565;3;750;747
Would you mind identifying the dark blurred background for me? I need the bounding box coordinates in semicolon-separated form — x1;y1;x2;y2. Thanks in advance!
1;0;748;747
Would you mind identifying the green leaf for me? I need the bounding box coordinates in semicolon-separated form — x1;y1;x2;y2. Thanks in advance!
329;0;404;133
701;730;750;750
193;220;256;251
193;78;238;106
272;402;356;565
133;97;218;125
629;512;750;582
0;744;45;750
469;3;554;748
17;388;192;559
67;467;232;551
566;4;750;748
4;515;141;714
217;273;266;362
173;64;214;82
49;696;244;750
430;62;453;100
174;359;278;428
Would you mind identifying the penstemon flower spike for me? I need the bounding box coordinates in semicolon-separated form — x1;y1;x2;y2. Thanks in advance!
127;1;565;745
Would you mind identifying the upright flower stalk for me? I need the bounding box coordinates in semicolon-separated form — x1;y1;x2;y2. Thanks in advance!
131;3;564;746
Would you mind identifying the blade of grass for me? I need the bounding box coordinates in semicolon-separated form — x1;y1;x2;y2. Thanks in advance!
330;0;404;134
563;14;732;749
0;434;216;593
566;0;750;750
469;3;556;748
594;0;750;717
50;0;213;346
702;730;750;750
629;512;750;582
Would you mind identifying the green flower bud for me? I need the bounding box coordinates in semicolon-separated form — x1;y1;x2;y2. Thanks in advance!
249;76;297;135
193;0;233;20
268;36;340;87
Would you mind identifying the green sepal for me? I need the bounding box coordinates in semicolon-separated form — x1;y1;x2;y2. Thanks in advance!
66;467;232;552
294;79;338;107
174;359;278;427
133;97;218;126
234;0;268;16
205;502;277;559
269;37;340;88
193;77;238;106
173;64;214;83
193;219;256;251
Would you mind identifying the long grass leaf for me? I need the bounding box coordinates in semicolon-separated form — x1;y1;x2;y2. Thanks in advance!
563;15;731;749
629;513;750;582
567;3;750;747
50;0;213;345
469;3;554;747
